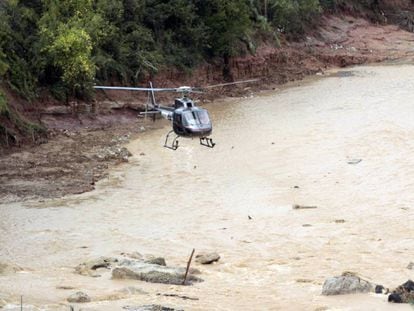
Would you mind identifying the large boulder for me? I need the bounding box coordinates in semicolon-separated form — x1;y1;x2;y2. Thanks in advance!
322;272;374;295
112;260;203;285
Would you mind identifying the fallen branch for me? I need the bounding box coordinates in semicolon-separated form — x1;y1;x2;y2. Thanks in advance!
292;204;318;210
183;248;195;285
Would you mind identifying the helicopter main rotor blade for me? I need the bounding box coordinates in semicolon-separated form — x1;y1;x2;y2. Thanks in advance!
201;78;260;89
94;86;177;92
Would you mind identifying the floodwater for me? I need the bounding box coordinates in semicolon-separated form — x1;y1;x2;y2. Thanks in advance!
2;64;414;310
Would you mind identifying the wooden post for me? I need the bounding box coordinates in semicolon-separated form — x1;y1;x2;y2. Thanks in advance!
182;248;195;285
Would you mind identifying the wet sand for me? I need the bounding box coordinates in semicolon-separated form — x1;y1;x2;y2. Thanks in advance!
1;64;414;310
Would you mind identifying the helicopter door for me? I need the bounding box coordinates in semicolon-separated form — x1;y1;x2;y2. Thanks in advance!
173;113;185;134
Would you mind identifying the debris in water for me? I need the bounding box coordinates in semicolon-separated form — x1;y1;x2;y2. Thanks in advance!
347;159;362;165
292;204;318;210
157;293;199;301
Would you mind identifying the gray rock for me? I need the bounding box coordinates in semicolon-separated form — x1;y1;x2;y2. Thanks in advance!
144;257;167;266
67;291;91;303
123;305;182;311
112;260;203;285
407;262;414;270
75;257;118;277
322;272;374;295
195;252;220;264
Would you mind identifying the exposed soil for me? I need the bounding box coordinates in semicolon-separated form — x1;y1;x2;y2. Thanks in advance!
1;15;414;203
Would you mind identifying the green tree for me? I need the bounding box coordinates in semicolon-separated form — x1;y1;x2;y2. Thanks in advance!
39;0;104;97
270;0;321;37
195;0;253;79
43;24;95;96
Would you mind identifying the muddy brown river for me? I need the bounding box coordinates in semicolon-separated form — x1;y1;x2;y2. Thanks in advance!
1;64;414;310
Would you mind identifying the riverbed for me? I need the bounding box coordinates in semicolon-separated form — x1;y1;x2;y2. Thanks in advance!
1;64;414;310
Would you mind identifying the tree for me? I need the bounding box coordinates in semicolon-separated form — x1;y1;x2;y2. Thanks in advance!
39;0;103;97
270;0;321;37
43;24;95;96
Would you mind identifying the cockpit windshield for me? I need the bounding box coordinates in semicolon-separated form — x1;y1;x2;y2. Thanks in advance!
182;110;210;126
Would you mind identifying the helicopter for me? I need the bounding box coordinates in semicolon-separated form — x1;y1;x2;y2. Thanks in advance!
94;79;258;150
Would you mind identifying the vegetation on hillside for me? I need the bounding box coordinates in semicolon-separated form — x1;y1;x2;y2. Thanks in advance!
1;0;386;102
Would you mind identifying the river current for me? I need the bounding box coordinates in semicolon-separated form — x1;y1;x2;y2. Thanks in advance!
1;64;414;310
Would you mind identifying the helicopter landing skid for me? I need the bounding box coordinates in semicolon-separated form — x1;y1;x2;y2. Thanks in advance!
164;130;179;150
200;137;215;148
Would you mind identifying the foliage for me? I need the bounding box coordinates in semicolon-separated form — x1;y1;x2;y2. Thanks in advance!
269;0;321;37
1;0;376;100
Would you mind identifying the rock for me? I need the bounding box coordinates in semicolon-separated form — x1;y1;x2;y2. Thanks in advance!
96;146;132;162
123;305;182;311
195;252;220;265
292;204;317;210
407;262;414;270
112;260;203;285
322;272;374;295
75;257;118;277
335;219;346;223
67;291;91;303
388;280;414;303
375;285;388;294
144;257;166;266
388;293;403;303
